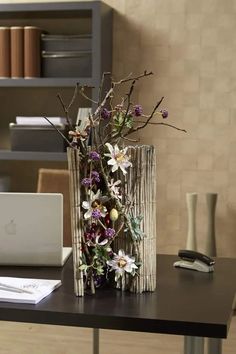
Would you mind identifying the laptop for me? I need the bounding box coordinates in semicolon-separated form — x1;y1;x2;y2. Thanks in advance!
0;192;72;266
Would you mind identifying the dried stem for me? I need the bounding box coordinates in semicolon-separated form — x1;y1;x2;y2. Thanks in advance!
93;71;153;118
113;70;153;85
79;86;97;105
97;73;110;146
68;83;79;111
43;116;74;147
57;94;74;131
136;120;187;132
116;80;136;137
98;72;111;105
124;96;164;137
121;135;139;143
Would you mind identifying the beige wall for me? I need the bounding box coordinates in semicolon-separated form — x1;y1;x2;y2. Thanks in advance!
4;0;236;257
105;0;236;257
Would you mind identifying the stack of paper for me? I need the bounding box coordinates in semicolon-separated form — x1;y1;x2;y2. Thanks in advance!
15;116;67;126
0;277;62;304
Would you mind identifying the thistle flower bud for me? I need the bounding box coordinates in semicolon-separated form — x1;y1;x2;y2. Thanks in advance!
110;208;119;221
133;104;143;117
101;108;111;119
160;109;168;119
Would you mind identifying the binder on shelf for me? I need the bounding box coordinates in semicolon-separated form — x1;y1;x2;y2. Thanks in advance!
9;122;68;152
10;26;24;78
24;26;41;78
0;27;10;78
41;33;92;52
41;50;91;78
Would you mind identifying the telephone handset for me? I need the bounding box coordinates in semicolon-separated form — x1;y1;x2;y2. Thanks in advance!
173;249;215;273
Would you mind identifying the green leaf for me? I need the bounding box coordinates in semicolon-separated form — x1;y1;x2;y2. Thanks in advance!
78;264;88;271
112;112;134;132
125;214;145;241
96;267;104;275
125;115;133;128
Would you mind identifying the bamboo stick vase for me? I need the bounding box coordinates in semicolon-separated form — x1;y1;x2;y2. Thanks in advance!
67;144;157;296
67;147;84;296
114;145;157;292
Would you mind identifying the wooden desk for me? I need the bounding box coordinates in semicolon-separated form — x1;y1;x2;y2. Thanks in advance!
0;255;235;354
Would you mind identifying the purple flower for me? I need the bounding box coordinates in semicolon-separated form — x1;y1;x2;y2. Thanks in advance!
133;104;143;117
104;228;115;238
160;109;168;119
81;177;92;187
101;108;111;120
84;225;96;242
91;170;100;183
89;151;100;161
91;209;102;219
84;231;95;242
94;275;104;288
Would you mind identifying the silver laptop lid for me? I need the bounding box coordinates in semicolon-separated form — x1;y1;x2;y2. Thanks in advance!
0;192;64;266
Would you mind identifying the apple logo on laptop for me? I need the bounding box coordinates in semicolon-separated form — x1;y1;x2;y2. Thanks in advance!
5;219;16;235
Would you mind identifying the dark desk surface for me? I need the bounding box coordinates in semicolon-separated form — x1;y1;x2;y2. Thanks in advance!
0;255;235;339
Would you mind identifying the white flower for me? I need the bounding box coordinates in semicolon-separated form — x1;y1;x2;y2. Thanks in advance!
108;178;122;200
107;250;138;281
95;235;108;246
105;143;132;175
82;189;107;220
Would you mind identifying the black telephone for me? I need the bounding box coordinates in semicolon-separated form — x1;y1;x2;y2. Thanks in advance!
173;249;215;273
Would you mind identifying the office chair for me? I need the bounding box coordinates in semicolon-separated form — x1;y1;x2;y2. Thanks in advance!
37;168;72;247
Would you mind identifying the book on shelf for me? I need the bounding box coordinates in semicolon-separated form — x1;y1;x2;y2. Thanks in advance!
0;277;62;304
24;26;41;78
0;27;10;78
16;116;68;126
10;26;24;78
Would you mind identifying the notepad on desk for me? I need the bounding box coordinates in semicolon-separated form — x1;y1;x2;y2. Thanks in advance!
0;277;62;304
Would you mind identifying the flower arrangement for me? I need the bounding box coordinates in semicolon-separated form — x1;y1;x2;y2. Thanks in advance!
45;71;186;295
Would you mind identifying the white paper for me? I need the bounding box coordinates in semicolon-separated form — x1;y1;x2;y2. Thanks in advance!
0;277;62;304
15;116;67;126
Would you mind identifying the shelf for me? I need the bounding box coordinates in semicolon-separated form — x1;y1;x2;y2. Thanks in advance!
0;150;67;161
0;1;99;13
0;1;112;190
0;77;93;88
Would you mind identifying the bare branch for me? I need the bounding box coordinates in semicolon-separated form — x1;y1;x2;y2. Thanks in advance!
121;135;139;143
135;120;187;132
57;93;67;113
93;71;153;118
98;72;111;105
97;73;111;145
79;86;98;105
57;93;74;130
68;82;79;111
43;116;74;147
113;70;153;85
124;96;164;137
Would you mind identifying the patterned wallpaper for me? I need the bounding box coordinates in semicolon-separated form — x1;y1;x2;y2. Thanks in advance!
6;0;236;256
105;0;236;256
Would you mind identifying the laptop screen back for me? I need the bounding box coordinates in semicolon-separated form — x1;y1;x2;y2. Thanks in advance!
0;193;63;266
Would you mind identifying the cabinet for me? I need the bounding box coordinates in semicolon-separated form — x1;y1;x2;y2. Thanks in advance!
0;1;112;191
